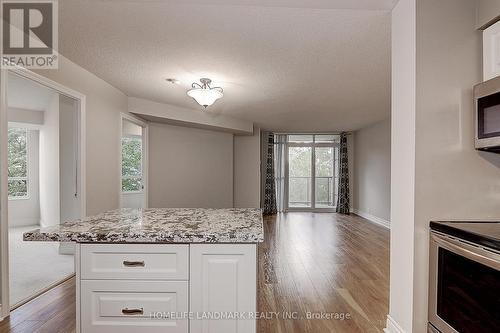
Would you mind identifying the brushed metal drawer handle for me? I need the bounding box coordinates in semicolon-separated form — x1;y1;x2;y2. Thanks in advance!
123;260;145;267
122;307;144;315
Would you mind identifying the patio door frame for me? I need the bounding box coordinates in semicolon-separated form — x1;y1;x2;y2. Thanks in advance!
284;136;339;212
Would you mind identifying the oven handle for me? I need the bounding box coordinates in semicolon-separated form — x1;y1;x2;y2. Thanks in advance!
432;233;500;271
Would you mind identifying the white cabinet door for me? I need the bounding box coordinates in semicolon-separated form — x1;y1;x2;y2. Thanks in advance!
190;244;257;333
484;20;500;81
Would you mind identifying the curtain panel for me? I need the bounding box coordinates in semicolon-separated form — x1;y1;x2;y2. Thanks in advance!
336;132;350;214
262;132;277;215
274;134;287;212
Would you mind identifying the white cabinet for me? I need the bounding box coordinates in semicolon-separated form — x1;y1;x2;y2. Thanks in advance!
189;244;257;333
77;243;257;333
483;20;500;81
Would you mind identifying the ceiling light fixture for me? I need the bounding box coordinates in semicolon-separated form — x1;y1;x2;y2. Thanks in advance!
187;78;223;108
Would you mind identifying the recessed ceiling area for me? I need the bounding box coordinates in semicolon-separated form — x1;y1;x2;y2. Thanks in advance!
59;0;393;131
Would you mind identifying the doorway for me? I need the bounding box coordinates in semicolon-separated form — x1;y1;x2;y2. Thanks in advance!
285;134;339;211
120;114;148;209
0;68;86;316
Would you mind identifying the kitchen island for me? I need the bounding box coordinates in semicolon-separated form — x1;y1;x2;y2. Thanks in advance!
24;208;264;333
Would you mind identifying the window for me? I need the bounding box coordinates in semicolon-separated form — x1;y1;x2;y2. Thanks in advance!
121;136;143;192
285;134;339;210
8;127;29;199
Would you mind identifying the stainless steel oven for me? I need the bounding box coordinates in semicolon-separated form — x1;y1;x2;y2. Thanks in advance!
428;232;500;333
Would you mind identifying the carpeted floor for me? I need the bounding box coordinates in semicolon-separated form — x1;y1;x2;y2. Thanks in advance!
9;225;74;307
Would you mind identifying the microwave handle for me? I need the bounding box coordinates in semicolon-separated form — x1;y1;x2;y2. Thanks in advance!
431;233;500;271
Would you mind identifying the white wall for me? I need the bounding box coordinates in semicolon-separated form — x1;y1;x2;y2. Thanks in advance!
59;95;81;222
353;117;391;224
7;108;44;125
8;130;40;227
233;128;261;208
148;122;233;208
39;93;60;227
128;97;253;134
477;0;500;28
387;0;416;332
34;55;129;215
122;119;142;136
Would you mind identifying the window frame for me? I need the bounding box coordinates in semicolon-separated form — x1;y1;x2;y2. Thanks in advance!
7;126;30;201
121;134;144;194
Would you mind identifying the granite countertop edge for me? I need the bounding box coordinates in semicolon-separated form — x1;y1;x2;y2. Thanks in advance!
23;208;265;244
22;232;265;244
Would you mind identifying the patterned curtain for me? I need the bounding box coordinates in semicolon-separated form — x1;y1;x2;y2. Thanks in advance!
336;132;350;214
263;132;277;215
274;134;287;212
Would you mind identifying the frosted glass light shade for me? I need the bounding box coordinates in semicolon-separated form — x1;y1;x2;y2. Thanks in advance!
187;88;223;108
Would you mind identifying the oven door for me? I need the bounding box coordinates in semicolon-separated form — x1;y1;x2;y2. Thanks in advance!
429;232;500;333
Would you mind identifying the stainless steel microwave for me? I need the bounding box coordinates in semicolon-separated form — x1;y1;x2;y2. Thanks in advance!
474;75;500;152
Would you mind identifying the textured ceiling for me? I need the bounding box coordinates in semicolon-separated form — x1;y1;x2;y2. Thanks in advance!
59;0;393;131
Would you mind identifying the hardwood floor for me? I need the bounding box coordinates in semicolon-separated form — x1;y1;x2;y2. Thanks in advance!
258;213;390;333
0;213;389;333
0;276;76;333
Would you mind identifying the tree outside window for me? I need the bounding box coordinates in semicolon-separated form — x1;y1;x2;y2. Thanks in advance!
121;136;143;192
8;127;29;198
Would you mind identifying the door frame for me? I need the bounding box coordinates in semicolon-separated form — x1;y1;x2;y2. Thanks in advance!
284;140;338;212
0;66;86;319
119;112;149;209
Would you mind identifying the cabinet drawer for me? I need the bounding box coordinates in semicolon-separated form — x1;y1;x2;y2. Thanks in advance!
81;280;188;333
81;244;188;280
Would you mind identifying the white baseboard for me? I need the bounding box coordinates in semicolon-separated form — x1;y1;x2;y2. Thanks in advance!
384;315;406;333
352;209;390;229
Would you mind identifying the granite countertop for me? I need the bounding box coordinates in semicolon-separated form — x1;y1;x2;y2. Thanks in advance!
23;208;264;243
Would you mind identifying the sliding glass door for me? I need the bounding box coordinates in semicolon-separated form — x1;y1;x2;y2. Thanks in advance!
286;134;339;211
315;146;336;208
288;146;312;208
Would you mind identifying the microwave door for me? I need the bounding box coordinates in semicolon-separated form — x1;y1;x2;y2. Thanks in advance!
476;91;500;150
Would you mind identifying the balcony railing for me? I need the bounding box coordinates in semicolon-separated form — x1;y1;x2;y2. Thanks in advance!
288;176;337;207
